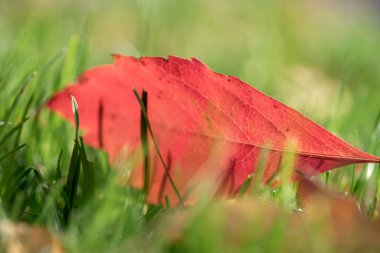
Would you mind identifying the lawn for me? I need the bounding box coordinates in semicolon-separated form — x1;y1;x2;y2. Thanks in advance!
1;1;380;252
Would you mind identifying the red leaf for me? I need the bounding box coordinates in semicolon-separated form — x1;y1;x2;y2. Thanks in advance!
47;55;379;204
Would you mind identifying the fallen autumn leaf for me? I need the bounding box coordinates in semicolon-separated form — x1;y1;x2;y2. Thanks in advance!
47;55;380;205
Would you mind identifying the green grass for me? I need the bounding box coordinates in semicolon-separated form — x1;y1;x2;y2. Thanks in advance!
1;1;380;252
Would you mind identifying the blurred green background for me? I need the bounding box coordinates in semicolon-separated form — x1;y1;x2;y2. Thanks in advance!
1;1;380;252
1;0;380;136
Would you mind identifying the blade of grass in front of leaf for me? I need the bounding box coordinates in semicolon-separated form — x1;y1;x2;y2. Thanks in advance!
251;148;269;193
133;88;184;206
274;149;297;207
238;174;253;197
63;95;84;225
164;195;171;209
97;100;104;148
140;90;150;197
278;148;297;184
71;95;80;141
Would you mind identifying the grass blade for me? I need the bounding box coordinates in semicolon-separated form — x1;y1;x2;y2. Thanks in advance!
251;148;269;193
56;149;64;181
63;139;81;225
71;95;80;141
4;71;36;122
238;174;253;196
133;88;184;206
61;35;79;86
0;143;26;162
13;94;34;148
140;90;150;197
80;137;94;201
0;117;29;146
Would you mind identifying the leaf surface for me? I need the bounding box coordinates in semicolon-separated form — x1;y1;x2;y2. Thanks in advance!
47;55;380;204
